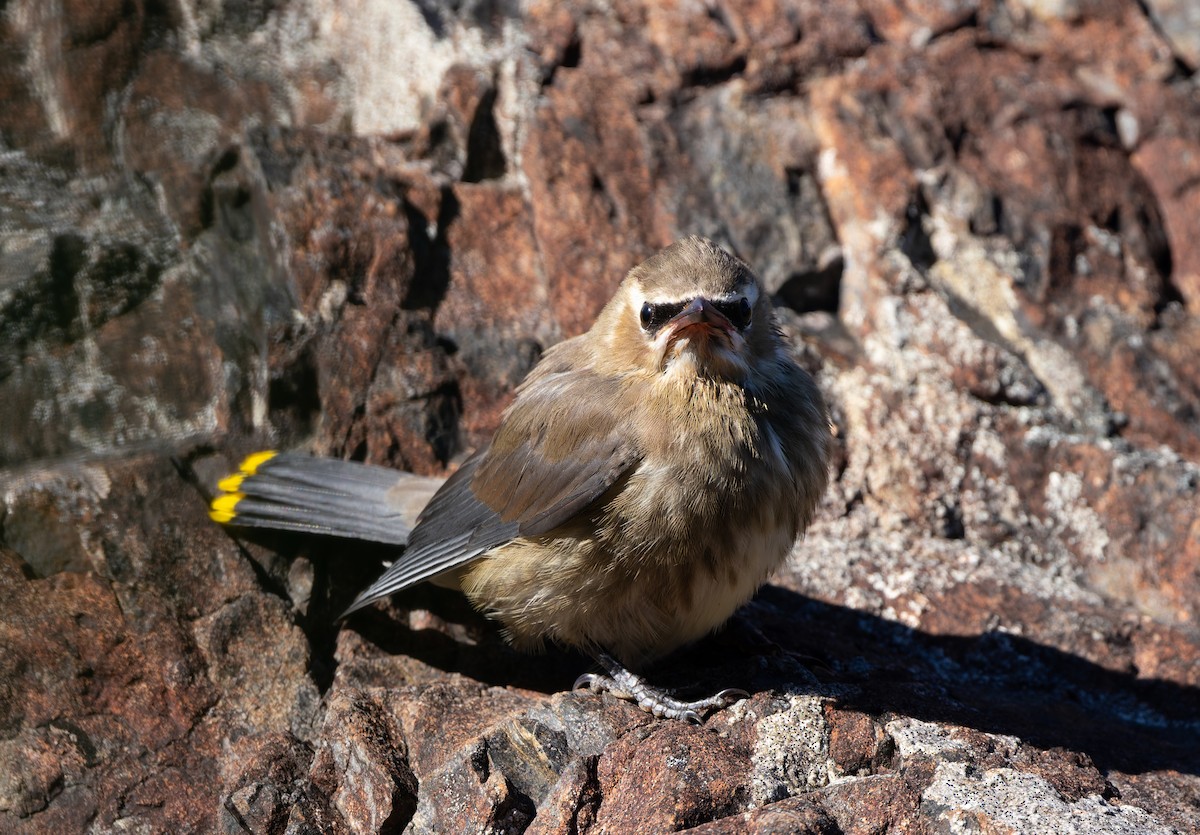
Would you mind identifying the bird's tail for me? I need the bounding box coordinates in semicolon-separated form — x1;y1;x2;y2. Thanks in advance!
209;451;441;545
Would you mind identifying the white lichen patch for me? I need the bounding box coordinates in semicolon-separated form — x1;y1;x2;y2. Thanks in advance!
788;519;1105;633
887;718;1018;762
252;0;530;141
922;761;1174;834
1044;471;1111;564
748;694;836;805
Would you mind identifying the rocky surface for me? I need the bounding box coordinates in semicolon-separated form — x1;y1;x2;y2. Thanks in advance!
2;0;1199;832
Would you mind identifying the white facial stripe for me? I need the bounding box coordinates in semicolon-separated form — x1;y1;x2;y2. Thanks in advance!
632;280;759;312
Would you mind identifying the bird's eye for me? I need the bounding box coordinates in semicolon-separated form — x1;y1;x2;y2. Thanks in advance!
715;298;753;330
639;301;685;332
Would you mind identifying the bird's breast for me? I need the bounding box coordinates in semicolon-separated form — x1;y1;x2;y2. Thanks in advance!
565;379;801;653
610;377;798;549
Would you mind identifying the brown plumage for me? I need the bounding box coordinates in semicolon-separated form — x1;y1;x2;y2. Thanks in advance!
213;236;832;720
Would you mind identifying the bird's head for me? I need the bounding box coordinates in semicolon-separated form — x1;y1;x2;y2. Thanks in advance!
594;237;777;382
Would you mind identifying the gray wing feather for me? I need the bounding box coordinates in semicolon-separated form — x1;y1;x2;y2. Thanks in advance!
340;456;520;615
341;368;642;617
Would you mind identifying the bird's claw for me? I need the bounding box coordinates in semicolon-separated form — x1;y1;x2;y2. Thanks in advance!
683;687;750;712
574;653;748;722
573;672;610;693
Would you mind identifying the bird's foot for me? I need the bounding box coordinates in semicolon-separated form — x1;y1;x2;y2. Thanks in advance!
573;651;748;723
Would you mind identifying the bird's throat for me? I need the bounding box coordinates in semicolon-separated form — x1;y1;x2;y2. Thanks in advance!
659;332;749;383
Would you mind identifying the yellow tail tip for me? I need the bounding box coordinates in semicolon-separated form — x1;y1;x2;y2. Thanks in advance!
216;473;245;493
238;450;278;474
209;492;245;524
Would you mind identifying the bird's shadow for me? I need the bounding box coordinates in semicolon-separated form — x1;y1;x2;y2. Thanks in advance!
229;525;1198;778
344;584;596;693
747;585;1200;777
339;578;1200;778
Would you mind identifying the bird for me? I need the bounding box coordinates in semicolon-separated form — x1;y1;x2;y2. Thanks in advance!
210;236;832;721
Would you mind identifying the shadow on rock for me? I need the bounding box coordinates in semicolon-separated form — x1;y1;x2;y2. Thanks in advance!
740;585;1200;778
226;518;1199;778
344;584;594;696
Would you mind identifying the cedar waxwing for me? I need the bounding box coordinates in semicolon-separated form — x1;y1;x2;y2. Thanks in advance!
211;236;832;720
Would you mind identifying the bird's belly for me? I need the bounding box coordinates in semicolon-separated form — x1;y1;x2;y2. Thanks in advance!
461;509;795;667
642;517;795;656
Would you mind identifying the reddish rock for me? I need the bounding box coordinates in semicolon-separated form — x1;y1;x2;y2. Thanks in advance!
1111;768;1200;835
521;66;670;336
0;0;146;169
828;709;891;776
438;183;549;448
1133;136;1200;315
815;773;921;835
306;690;418;833
1009;747;1112;803
593;722;753;831
859;0;977;46
1;1;1199;832
220;732;319;834
0;548;220;831
121;50;272;240
683;796;840;834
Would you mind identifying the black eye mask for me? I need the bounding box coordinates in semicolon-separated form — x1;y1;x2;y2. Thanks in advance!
639;297;752;333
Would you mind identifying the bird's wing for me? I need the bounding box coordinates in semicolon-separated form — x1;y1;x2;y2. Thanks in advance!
341;367;640;615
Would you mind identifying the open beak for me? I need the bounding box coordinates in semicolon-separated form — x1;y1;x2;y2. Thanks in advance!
663;297;734;342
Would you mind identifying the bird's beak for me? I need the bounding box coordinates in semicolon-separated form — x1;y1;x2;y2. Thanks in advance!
663;297;734;342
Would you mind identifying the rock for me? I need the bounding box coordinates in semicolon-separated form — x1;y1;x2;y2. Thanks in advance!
682;796;840;834
220;732;321;834
591;721;752;831
520;65;666;336
1133;136;1200;316
0;546;220;830
922;762;1171;834
436;183;551;449
2;0;1198;832
1141;0;1200;70
305;690;419;833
